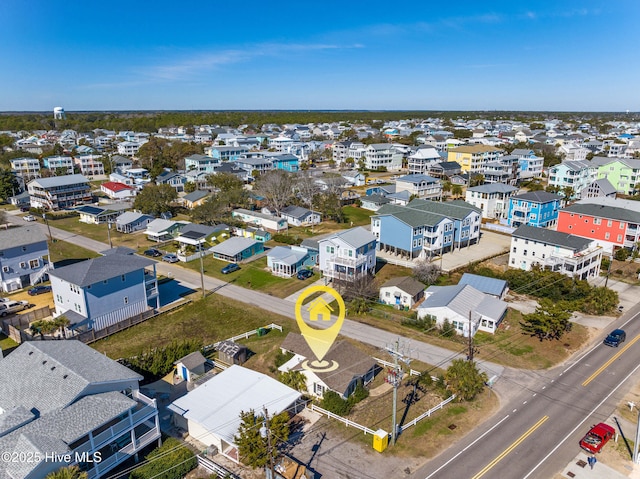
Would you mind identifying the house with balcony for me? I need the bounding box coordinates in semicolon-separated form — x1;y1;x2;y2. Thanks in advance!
371;199;481;260
483;155;520;185
548;160;597;199
362;144;403;171
155;170;186;192
394;174;442;200
591;156;640;196
10;157;41;180
509;225;602;280
427;161;462;179
556;197;640;254
511;149;544;179
205;145;249;162
0;225;50;293
232;208;288;232
74;154;105;176
185;154;221;173
43;155;74;175
0;340;160;479
506;191;563;228
112;155;133;174
447;145;502;174
49;247;159;332
268;153;300;172
318;227;377;281
28;174;92;210
407;147;442;175
332;140;353;166
117;141;144;156
465;183;518;220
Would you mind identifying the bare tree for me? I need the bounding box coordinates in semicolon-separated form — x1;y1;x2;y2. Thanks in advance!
255;170;294;216
412;260;441;285
295;172;320;212
333;273;378;302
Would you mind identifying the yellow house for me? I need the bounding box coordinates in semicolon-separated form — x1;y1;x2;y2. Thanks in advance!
447;145;502;173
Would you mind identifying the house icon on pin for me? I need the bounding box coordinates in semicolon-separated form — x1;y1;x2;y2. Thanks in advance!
307;298;334;322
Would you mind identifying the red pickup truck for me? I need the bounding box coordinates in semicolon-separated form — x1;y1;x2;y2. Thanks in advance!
579;423;615;453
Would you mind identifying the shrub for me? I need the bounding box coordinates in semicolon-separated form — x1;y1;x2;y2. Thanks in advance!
130;437;197;479
614;248;630;261
321;390;352;415
123;339;201;381
440;318;455;338
272;234;299;245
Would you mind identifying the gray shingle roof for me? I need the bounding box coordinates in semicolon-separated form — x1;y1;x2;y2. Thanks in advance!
562;202;640;223
420;284;507;320
211;237;258;257
176;351;207;370
324;227;376;249
458;273;508;297
116;211;154;225
281;205;314;220
0;225;47;250
49;251;154;287
512;225;592;251
183;190;209;202
512;191;562;203
467;183;518;194
380;276;425;296
28;174;89;188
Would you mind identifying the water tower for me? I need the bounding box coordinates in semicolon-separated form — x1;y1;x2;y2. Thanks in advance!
53;107;66;120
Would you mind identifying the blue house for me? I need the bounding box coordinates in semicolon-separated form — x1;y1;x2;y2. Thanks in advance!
211;237;264;262
49;248;159;332
270;154;300;172
371;199;481;260
156;170;186;192
207;145;249;162
0;225;50;293
507;191;563;228
115;211;155;233
267;246;312;277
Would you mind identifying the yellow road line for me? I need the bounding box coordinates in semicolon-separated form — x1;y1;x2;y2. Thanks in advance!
471;416;549;479
582;334;640;387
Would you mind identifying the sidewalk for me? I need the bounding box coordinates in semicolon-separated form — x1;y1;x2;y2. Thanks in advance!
560;452;628;479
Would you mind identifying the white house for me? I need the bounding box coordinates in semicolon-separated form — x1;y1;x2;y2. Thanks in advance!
363;144;403;171
465;183;519;220
379;276;425;308
101;181;137;200
509;225;602;280
168;365;301;463
407;147;442;175
10;157;40;180
318;227;377;281
232;208;288;232
395;174;442;200
280;205;321;227
417;284;508;336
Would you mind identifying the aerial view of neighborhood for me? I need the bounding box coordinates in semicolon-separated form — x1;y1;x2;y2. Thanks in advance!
1;1;639;479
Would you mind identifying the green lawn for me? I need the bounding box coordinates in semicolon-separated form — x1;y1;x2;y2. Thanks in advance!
48;239;100;264
341;205;374;227
0;333;19;355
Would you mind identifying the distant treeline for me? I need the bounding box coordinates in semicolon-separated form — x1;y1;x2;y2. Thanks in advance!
0;110;637;133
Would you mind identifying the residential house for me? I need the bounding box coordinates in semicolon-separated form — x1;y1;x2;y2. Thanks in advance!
270;154;300;172
318;227;377;281
0;341;160;479
509;225;602;279
185;153;220;173
386;190;412;206
101;181;137;200
235;226;270;242
591;156;640;195
465;183;518;220
232;208;288;232
511;149;544;179
74;154;105;176
77;205;120;225
556;197;640;254
0;225;50;293
395;174;442;200
371;199;481;260
341;170;366;186
558;142;589;161
156;170;186;193
43;155;74;175
234;157;273;177
427;161;462;179
506;191;563;228
548;160;597;198
279;333;377;399
361;194;391;212
332;141;353;165
447;145;502;174
49;248;159;332
182;190;210;209
362;144;403;171
206;145;249;161
379;276;425;308
417;284;508;336
115;212;154;234
213;162;250;181
211;237;264;262
168;365;301;463
581;178;617;199
458;273;508;300
117;141;144;156
145;219;189;242
112;155;133;174
483;155;520;185
407;147;442;175
10;157;40;180
267;246;312;277
28;174;92;210
280;205;321;227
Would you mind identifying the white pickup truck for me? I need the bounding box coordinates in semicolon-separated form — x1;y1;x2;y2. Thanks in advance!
0;300;30;317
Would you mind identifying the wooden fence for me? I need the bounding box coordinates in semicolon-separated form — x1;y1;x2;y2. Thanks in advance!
1;306;53;343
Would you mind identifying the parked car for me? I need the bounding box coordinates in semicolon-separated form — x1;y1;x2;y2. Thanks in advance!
162;253;179;263
23;215;36;222
144;248;162;257
603;329;626;347
19;206;30;212
28;285;52;296
0;300;30;317
579;423;615;454
297;269;313;280
221;263;240;274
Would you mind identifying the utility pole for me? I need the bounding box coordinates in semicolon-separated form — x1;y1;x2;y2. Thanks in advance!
261;406;275;479
468;310;474;361
42;213;53;242
198;240;206;299
385;339;412;445
604;253;613;288
107;221;113;249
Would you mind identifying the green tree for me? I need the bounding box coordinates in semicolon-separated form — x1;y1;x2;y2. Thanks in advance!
444;359;488;401
130;437;197;479
0;169;19;201
234;410;290;469
133;183;177;216
469;174;485;187
452;129;472;139
45;465;87;479
0;134;14;150
441;181;452;196
451;184;463;198
279;370;307;392
183;181;197;193
520;298;573;341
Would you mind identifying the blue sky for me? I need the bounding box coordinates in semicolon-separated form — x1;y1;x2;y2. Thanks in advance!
1;1;637;112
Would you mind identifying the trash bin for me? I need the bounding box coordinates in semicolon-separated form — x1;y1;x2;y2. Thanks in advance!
257;327;266;337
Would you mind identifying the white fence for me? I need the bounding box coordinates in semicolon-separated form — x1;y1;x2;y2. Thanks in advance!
203;323;283;353
310;404;376;435
399;395;457;432
482;223;515;235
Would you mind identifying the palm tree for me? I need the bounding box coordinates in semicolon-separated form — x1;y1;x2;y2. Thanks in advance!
451;184;463;199
46;465;87;479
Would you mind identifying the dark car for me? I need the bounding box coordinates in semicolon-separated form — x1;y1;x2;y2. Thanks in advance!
221;263;240;274
19;206;30;212
603;329;626;347
28;285;52;296
144;248;162;257
297;269;313;280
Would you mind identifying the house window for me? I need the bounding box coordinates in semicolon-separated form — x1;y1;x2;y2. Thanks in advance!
513;247;517;253
20;262;27;269
29;259;39;268
348;250;353;257
594;218;601;225
607;220;613;227
121;274;126;281
605;233;610;239
523;250;527;256
124;296;129;304
22;247;27;252
617;235;622;242
385;292;390;297
314;383;325;396
2;266;9;273
103;280;108;284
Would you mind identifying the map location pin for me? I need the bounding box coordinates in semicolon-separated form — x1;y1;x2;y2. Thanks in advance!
295;285;346;370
